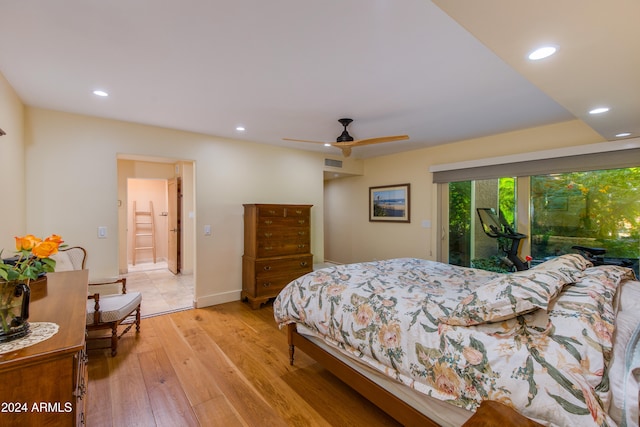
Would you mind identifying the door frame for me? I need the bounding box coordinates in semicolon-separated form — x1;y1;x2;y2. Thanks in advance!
117;156;195;277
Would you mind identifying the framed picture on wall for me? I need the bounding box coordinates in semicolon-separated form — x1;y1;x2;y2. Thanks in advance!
369;183;410;222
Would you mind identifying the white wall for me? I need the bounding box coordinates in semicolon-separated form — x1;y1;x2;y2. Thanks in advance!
324;119;605;264
23;107;325;307
0;73;26;249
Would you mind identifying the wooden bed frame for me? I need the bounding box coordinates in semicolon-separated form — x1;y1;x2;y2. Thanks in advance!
287;323;542;427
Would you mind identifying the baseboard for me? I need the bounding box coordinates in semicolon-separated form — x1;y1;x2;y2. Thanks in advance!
195;290;241;308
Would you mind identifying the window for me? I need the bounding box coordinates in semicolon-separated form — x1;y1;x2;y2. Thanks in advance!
447;167;639;274
531;168;639;262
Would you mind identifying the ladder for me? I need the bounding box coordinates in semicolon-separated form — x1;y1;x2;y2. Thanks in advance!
132;200;157;265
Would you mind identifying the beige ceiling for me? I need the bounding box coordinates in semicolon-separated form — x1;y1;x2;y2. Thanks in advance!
0;1;637;159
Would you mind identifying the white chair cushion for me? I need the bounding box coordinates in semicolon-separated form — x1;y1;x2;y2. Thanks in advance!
86;292;142;325
50;251;74;271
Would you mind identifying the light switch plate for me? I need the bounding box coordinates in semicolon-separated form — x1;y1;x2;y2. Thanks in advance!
98;226;107;238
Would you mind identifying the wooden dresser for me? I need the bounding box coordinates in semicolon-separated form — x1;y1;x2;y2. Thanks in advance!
242;204;313;309
0;269;89;426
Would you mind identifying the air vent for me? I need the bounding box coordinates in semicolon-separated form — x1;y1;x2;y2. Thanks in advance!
324;158;343;168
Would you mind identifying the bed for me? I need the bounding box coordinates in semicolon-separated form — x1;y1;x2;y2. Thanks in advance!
273;255;640;427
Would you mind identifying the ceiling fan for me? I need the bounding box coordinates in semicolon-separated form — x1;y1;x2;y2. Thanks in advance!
283;118;409;157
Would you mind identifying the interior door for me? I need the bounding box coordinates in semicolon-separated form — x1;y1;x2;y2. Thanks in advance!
167;177;181;274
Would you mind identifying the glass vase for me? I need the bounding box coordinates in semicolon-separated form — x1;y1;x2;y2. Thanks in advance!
0;281;31;343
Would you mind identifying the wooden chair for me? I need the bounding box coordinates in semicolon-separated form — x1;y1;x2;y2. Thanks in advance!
53;246;141;356
50;246;87;271
86;278;141;356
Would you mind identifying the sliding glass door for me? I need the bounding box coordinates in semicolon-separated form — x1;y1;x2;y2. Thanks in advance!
444;167;639;274
448;177;516;271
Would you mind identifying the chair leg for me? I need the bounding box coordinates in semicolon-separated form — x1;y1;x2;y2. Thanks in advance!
111;324;118;357
135;305;141;333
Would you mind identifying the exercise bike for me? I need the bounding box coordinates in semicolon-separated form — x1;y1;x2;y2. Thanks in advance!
476;207;636;272
476;208;530;271
570;245;636;269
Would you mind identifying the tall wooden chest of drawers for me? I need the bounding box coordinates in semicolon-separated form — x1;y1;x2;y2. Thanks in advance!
242;204;313;309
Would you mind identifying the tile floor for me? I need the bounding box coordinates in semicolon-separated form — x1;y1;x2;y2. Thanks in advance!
123;261;338;318
124;261;194;318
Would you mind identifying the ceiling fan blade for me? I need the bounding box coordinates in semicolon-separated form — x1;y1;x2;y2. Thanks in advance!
282;138;328;144
333;135;410;147
351;135;409;146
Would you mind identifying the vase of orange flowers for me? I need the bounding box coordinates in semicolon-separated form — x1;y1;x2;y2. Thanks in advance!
0;234;64;343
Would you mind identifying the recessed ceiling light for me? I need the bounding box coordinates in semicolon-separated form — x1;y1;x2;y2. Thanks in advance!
324;143;332;147
589;107;610;115
93;90;109;97
528;46;557;60
615;132;631;137
236;126;245;131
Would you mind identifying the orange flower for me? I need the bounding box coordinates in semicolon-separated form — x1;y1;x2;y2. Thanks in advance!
3;233;64;283
431;361;461;398
378;323;401;349
14;234;42;251
45;234;64;245
31;241;60;258
355;304;374;326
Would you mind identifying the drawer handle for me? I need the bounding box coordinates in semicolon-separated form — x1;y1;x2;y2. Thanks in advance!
263;266;272;271
295;210;302;214
264;232;273;238
300;261;308;267
268;210;276;214
262;282;272;287
264;246;273;251
297;244;306;249
298;220;306;224
264;220;273;225
298;231;306;236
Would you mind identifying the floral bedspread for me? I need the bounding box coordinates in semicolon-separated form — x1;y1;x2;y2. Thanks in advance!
273;257;635;427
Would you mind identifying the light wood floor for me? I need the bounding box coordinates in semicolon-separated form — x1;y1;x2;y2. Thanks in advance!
86;301;401;426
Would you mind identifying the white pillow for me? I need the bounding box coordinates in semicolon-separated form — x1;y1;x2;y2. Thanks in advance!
608;310;640;426
618;279;640;312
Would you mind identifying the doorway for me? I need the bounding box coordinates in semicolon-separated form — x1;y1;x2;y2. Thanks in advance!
128;178;167;269
117;157;196;318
